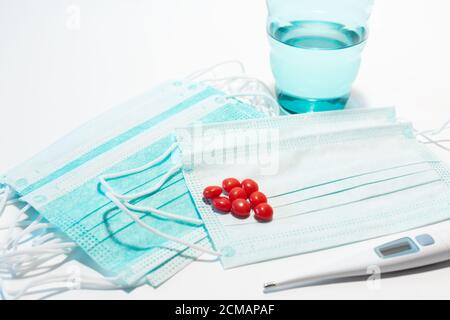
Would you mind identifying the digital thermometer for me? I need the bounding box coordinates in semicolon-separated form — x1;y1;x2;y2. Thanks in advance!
264;220;450;293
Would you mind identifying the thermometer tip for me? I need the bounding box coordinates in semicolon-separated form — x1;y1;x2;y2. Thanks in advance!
263;282;277;293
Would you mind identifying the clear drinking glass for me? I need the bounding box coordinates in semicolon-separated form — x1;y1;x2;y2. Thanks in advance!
267;0;374;114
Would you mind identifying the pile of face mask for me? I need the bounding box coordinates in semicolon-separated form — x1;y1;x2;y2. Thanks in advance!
0;62;279;299
1;60;449;299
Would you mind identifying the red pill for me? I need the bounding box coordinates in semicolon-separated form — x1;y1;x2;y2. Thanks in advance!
249;191;268;207
203;186;222;200
212;197;232;213
254;203;274;222
241;179;259;196
222;178;241;193
231;199;251;219
228;187;247;203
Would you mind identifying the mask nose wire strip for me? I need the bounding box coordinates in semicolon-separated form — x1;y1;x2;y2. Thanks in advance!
99;143;203;226
185;60;246;81
106;191;221;257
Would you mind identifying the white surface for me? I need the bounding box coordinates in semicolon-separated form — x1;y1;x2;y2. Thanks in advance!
0;0;449;300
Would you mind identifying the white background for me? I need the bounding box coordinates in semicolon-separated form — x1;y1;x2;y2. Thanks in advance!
0;0;449;300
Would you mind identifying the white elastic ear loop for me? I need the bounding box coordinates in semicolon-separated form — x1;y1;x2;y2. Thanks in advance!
0;243;76;278
99;143;178;200
224;92;280;117
415;118;450;137
106;192;221;257
2;204;31;249
0;186;11;217
124;202;203;225
417;134;450;151
1;208;75;277
99;142;178;195
113;164;182;202
7;218;46;250
0;205;79;285
434;119;449;135
103;164;201;225
99;143;202;225
422;119;450;136
6;250;63;275
6;198;20;206
0;221;31;231
200;76;274;96
119;164;203;225
415;118;450;151
186;60;246;81
0;272;125;300
0;245;76;279
0;243;76;262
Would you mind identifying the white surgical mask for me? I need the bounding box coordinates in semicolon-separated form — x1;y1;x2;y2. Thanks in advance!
175;116;450;269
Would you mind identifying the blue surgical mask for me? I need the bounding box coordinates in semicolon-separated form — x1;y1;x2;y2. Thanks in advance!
0;79;268;287
175;116;450;269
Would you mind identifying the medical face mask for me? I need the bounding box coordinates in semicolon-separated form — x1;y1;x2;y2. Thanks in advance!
175;119;450;269
93;107;397;272
0;78;273;288
94;106;397;273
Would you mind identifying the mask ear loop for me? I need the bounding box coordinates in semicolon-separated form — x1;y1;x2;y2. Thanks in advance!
200;76;273;96
0;186;11;217
185;61;279;117
422;119;450;136
223;92;280;117
198;76;279;117
111;164;183;202
2;204;31;250
415;118;450;151
0;221;31;231
1;235;80;285
0;271;132;300
185;60;246;81
0;205;77;279
0;242;76;281
105;191;221;257
0;205;134;300
99;143;203;226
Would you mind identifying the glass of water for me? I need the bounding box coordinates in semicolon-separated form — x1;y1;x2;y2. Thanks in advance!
267;0;374;114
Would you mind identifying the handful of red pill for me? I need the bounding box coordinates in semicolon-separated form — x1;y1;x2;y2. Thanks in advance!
203;178;274;222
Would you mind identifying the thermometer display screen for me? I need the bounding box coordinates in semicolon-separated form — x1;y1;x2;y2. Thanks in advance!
379;243;412;257
375;238;419;259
